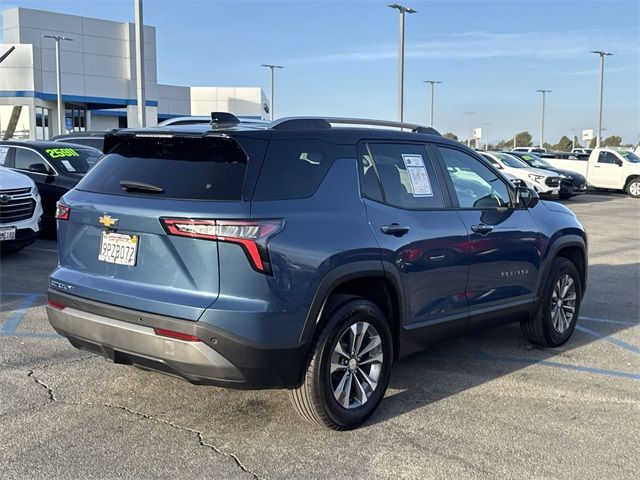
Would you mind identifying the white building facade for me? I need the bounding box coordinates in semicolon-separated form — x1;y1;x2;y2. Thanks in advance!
0;7;268;140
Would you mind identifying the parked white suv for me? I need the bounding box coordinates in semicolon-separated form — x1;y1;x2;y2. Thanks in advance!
480;151;561;195
0;165;43;253
512;147;547;154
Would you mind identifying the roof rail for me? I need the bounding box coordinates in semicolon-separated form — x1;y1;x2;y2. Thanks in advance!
270;116;441;135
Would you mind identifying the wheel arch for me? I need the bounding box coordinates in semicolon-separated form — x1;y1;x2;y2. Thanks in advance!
300;261;405;360
539;236;588;298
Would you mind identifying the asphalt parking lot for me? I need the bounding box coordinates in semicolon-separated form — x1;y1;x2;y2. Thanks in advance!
1;192;638;479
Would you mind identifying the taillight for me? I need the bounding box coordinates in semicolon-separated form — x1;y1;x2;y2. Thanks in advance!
154;328;201;342
48;299;66;310
160;218;283;274
55;202;70;220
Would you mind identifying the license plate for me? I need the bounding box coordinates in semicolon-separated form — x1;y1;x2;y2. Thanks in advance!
0;226;16;241
98;232;139;266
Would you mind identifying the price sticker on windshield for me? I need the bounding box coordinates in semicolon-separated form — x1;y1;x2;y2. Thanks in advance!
402;154;433;197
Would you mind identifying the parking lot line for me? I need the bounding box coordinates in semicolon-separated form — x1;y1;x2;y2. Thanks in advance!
1;293;39;334
576;325;640;356
456;338;640;381
581;316;638;326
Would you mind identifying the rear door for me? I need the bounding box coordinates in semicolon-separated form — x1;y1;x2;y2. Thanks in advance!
53;135;260;320
435;145;541;328
359;141;470;352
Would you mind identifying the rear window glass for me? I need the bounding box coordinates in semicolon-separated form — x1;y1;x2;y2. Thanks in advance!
253;139;352;200
76;137;247;200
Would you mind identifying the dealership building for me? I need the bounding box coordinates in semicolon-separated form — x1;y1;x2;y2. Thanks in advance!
0;7;269;140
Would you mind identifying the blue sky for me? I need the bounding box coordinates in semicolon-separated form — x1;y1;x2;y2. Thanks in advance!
2;0;639;144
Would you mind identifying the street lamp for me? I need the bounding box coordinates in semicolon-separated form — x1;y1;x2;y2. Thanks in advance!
261;64;283;121
463;111;476;147
42;35;73;135
482;122;492;150
535;89;551;148
388;4;416;124
592;50;612;148
423;80;442;127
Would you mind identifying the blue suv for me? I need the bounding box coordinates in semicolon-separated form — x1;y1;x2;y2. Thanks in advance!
47;115;587;430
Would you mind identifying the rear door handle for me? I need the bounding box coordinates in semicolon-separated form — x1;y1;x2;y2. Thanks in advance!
381;224;410;237
471;224;494;235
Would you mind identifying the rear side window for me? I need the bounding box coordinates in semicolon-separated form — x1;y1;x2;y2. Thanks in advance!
253;139;352;200
76;137;247;200
363;143;445;209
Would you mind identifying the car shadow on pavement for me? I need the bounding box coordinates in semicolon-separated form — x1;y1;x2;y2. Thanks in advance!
368;261;639;427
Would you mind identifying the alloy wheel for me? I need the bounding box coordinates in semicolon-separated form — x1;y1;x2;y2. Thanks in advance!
629;181;640;197
330;321;384;409
551;274;577;333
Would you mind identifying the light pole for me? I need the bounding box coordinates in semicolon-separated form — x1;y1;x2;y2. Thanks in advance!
42;35;73;135
592;50;612;148
463;111;476;147
388;4;416;124
482;122;492;150
261;64;283;121
535;90;551;148
423;80;442;127
134;0;146;127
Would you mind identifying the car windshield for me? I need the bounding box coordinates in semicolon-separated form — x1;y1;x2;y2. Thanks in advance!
619;151;640;163
521;153;553;169
43;146;99;174
496;153;529;168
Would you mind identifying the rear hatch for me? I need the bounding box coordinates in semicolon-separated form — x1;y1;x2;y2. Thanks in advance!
53;132;266;320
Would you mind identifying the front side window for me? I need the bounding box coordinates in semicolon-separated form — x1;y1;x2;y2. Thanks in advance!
363;143;445;209
14;148;53;174
439;147;511;208
598;151;619;164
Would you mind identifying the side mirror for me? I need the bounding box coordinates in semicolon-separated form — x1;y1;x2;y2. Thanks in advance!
515;186;539;208
615;158;623;167
28;163;50;174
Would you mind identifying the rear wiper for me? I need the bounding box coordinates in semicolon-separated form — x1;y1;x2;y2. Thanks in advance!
119;180;165;193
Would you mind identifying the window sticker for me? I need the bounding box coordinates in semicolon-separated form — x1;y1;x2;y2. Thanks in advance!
0;147;8;165
45;148;79;159
401;154;433;197
61;160;76;172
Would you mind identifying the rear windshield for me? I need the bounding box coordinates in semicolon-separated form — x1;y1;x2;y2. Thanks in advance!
76;137;247;200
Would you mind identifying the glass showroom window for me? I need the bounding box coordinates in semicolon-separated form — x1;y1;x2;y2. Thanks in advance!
0;105;31;140
35;106;52;140
64;103;87;133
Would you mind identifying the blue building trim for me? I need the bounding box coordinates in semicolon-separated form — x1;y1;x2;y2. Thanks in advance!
0;90;158;107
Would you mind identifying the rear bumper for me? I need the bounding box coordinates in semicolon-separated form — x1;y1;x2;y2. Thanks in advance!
46;290;308;389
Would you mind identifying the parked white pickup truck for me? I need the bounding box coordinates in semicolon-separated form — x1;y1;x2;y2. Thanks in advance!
545;148;640;198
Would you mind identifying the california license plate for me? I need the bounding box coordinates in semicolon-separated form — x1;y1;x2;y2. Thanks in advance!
98;232;139;266
0;226;16;241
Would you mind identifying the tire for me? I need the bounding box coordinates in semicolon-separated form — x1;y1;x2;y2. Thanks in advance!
521;257;582;347
289;295;393;430
625;177;640;198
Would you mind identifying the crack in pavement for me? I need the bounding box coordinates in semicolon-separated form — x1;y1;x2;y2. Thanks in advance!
27;366;264;480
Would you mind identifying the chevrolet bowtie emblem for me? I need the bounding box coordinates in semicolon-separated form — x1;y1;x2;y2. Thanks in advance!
98;215;118;229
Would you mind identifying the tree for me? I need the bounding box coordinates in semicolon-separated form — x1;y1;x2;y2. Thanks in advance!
443;132;458;141
514;131;533;148
494;139;513;150
589;137;597;148
556;135;573;152
602;135;622;147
